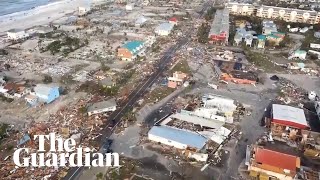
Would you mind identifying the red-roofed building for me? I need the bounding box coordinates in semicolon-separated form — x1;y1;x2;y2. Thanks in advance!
169;17;178;25
247;146;300;180
271;104;309;129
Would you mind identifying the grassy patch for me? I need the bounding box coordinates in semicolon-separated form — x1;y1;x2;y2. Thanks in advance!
301;31;320;51
144;86;175;105
245;50;285;73
0;123;8;145
170;60;192;75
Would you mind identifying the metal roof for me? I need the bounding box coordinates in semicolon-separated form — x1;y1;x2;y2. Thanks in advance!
155;22;174;32
255;147;300;172
34;84;58;95
272;104;309;129
87;98;117;112
122;41;143;54
170;112;225;129
208;9;229;37
148;126;207;149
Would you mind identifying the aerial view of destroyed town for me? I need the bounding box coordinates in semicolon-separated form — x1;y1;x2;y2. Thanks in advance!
2;0;320;179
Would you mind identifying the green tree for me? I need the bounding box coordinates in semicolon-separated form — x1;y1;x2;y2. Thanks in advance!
43;75;53;84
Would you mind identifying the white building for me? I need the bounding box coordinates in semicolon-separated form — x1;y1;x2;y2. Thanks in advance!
126;3;134;11
201;94;237;113
227;3;256;16
148;125;207;150
78;6;90;16
135;16;148;27
155;23;174;36
87;98;117;116
289;50;307;60
7;29;29;40
262;20;278;35
245;34;253;47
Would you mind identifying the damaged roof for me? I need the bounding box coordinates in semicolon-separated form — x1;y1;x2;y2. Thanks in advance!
87;98;117;112
149;126;207;150
272;104;309;129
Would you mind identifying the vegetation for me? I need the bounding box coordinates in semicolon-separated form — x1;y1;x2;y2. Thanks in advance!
0;123;8;144
60;74;76;85
170;60;192;75
42;75;53;84
204;7;217;21
0;94;14;103
0;49;8;55
96;172;104;180
197;23;210;43
144;86;175;105
301;31;320;51
76;81;119;97
151;43;160;53
116;70;135;85
46;36;84;56
245;50;285;73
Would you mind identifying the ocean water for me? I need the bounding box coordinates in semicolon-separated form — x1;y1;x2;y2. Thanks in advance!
0;0;52;16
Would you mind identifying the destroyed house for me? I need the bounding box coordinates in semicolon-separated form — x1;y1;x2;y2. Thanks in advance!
170;112;225;129
87;98;117;116
155;22;174;36
148;125;207;151
248;146;300;180
167;71;188;88
201;94;237;113
0;82;28;99
220;70;258;84
301;130;320;160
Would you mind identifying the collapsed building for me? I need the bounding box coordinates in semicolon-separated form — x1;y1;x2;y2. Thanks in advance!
211;50;258;85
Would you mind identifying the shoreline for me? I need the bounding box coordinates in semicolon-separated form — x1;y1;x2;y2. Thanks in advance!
0;0;100;33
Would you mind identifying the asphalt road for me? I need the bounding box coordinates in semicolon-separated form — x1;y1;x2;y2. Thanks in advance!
63;1;212;179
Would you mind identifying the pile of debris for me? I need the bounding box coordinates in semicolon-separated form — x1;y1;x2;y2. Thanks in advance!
0;96;111;179
276;78;307;105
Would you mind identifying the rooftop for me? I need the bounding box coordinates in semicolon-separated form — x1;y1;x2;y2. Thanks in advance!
257;34;266;40
148;125;207;150
122;41;144;54
170;112;225;129
87;98;117;112
254;146;300;173
272;104;309;129
208;9;229;37
155;22;174;32
7;28;24;33
34;84;58;95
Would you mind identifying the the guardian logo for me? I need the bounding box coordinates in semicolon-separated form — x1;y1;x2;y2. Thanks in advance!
13;133;120;167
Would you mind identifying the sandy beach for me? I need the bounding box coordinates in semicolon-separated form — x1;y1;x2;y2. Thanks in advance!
0;0;102;33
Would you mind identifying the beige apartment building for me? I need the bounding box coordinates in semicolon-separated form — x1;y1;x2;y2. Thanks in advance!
227;3;256;16
227;3;320;24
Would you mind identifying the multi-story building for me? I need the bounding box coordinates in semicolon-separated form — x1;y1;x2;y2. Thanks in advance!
256;6;320;24
226;3;320;24
117;41;144;61
208;8;229;45
227;2;256;16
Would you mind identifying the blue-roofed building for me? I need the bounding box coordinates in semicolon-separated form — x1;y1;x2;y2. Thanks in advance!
257;35;266;49
148;125;207;150
118;41;144;61
32;84;60;104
